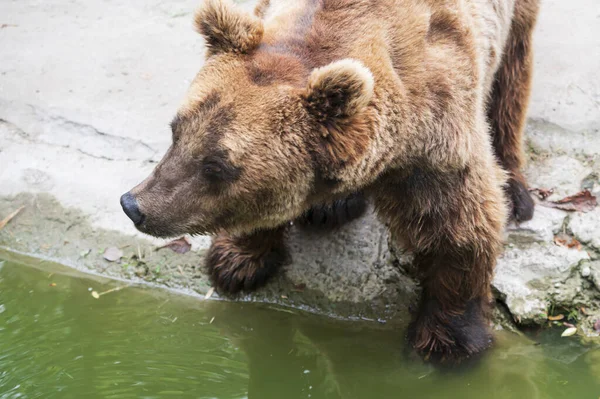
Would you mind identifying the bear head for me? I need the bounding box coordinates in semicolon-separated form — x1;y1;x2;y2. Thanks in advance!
122;0;375;238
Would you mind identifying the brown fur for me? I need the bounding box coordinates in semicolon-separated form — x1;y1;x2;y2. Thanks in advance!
372;160;506;361
207;227;288;293
123;0;540;362
253;0;271;18
195;0;264;56
488;0;539;222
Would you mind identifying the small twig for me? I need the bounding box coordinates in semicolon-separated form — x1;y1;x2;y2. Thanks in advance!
0;206;25;230
91;284;131;299
99;285;130;296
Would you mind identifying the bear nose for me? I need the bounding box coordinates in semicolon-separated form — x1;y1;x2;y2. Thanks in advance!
120;192;145;225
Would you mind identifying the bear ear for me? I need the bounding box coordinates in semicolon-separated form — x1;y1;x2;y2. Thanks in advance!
302;59;374;124
194;0;264;56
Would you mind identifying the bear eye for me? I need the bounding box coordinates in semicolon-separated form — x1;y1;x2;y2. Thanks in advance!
201;154;242;184
203;163;223;179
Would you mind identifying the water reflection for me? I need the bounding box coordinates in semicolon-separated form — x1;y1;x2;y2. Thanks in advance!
0;260;598;399
208;303;585;399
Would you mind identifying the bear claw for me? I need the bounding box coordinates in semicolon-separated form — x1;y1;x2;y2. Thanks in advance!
298;192;367;229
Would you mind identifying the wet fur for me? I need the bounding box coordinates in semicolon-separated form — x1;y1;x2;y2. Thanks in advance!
407;297;493;363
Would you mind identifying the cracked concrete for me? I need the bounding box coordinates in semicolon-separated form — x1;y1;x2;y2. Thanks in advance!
1;0;599;335
1;103;158;161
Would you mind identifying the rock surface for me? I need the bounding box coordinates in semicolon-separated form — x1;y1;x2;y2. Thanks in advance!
0;0;599;333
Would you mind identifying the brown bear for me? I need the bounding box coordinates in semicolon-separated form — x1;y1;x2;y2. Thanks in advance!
121;0;539;362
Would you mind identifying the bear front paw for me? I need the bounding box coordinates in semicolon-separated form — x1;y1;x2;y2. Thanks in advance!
407;298;492;364
206;232;287;295
297;192;367;229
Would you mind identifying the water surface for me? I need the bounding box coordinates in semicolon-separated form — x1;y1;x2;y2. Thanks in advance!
0;259;598;398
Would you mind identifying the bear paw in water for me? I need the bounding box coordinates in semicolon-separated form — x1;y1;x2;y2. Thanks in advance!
407;298;493;365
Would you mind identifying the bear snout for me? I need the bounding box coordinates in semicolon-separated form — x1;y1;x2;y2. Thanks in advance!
120;192;145;226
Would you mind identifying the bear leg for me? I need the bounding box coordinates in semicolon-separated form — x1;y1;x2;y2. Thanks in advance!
296;192;367;230
374;163;506;363
487;0;539;222
206;227;288;294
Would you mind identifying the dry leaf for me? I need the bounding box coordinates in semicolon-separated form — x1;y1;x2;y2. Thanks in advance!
292;283;306;293
103;247;123;262
530;187;554;200
0;206;24;230
209;317;215;324
541;190;597;212
553;234;582;250
157;237;192;254
49;283;57;287
553;236;568;247
561;327;577;337
91;291;100;299
205;287;215;299
548;314;564;321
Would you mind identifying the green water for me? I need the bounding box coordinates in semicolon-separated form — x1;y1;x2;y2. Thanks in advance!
0;259;598;399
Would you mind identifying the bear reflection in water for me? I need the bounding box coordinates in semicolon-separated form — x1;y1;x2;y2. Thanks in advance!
209;303;560;399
